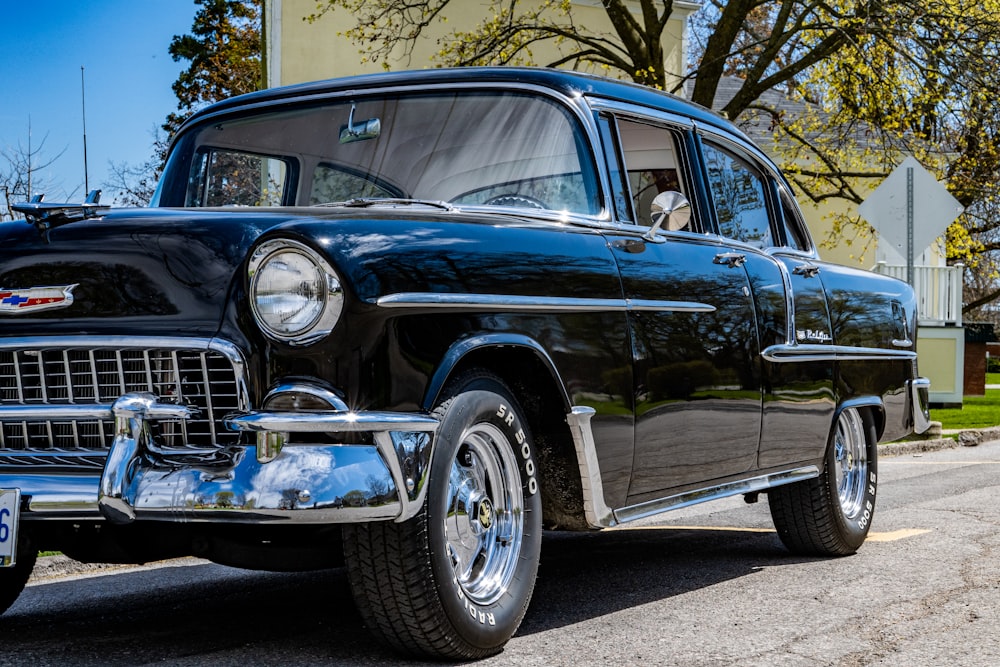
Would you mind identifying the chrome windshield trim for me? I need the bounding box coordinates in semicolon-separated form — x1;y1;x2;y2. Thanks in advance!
375;293;715;313
613;465;821;525
762;344;918;363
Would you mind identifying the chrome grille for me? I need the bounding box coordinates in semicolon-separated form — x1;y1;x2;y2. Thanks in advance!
0;343;245;469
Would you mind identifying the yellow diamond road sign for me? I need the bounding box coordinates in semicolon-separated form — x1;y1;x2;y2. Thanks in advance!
858;157;964;256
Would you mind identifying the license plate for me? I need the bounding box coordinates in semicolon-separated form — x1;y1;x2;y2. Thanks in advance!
0;489;20;567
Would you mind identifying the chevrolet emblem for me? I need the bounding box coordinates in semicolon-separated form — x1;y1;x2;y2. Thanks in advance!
0;284;78;315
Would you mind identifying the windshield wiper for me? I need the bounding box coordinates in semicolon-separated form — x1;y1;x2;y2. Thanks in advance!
314;197;454;211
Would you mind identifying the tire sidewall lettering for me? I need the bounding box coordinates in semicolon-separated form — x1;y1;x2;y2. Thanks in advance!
496;403;538;497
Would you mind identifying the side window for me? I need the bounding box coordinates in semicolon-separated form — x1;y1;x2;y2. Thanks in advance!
616;118;690;229
187;149;288;207
777;186;811;251
702;142;773;248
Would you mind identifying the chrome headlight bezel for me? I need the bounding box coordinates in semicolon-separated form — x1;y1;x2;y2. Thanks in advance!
248;238;344;346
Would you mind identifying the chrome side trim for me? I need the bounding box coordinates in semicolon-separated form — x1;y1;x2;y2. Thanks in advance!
565;407;616;528
909;377;932;434
762;344;917;363
375;293;716;314
613;466;821;525
892;338;914;349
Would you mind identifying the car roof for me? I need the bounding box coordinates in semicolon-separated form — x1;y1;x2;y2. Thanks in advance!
180;67;743;138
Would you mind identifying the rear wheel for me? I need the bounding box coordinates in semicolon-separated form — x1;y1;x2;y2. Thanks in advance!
344;371;542;659
769;406;878;556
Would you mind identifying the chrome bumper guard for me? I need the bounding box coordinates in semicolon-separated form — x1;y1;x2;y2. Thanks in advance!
908;376;932;435
2;393;437;525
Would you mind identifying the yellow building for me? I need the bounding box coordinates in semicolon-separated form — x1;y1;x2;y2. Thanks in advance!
264;0;699;91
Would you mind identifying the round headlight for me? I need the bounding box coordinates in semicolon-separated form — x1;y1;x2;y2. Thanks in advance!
249;239;344;344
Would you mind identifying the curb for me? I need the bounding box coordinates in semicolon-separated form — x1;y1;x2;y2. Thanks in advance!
879;438;958;457
880;425;1000;458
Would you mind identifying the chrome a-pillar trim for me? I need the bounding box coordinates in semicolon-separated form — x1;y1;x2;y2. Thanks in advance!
613;466;821;525
565;406;616;528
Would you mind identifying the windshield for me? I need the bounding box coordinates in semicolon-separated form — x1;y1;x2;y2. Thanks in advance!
153;91;601;217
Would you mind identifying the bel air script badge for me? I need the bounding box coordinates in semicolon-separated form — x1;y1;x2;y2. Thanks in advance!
0;284;77;314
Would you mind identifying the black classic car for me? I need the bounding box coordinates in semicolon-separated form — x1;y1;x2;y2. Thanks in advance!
0;68;930;659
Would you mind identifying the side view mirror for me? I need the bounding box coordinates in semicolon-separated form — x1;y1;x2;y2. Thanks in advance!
645;190;691;241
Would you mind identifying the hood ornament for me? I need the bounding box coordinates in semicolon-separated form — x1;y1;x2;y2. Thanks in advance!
0;284;78;315
12;190;110;241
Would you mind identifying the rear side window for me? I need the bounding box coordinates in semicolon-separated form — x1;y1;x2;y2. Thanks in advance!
702;142;772;248
778;187;811;251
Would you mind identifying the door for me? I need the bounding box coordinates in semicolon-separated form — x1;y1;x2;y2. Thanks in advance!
602;116;763;502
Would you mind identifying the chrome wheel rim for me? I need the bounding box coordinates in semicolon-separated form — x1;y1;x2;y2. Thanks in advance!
833;408;868;519
444;422;524;606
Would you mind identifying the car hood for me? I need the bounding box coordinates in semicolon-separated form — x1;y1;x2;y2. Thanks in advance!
0;207;292;337
0;205;559;339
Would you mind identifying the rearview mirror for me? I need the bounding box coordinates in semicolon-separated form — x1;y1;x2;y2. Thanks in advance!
340;105;381;144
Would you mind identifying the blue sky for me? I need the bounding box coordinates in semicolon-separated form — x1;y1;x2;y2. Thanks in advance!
0;0;198;202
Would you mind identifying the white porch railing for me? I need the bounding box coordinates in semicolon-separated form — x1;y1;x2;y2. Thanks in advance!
871;262;963;325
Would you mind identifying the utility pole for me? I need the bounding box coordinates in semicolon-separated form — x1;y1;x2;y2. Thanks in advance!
81;66;89;194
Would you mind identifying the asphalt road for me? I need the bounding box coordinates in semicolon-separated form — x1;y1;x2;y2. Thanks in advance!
4;439;1000;666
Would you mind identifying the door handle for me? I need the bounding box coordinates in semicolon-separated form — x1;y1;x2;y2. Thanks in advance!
713;252;746;268
792;263;821;278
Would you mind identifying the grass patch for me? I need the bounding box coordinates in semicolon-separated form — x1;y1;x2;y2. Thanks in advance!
987;373;1000;385
932;388;1000;430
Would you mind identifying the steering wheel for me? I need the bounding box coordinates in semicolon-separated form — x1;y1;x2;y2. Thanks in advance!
483;194;547;210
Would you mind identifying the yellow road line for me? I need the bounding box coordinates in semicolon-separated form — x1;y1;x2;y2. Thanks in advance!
866;529;930;542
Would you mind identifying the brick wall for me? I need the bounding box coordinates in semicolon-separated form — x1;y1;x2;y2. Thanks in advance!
965;341;987;396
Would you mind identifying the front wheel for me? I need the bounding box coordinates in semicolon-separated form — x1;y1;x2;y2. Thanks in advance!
769;406;878;556
344;371;542;659
0;533;36;615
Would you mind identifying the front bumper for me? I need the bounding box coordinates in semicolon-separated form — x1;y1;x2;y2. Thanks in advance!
2;393;437;524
